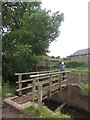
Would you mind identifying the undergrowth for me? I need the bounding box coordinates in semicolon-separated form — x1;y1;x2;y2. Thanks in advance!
22;105;71;118
80;82;90;97
2;81;16;99
70;67;89;73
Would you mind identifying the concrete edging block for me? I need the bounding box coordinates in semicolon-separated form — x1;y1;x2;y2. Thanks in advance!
4;96;35;112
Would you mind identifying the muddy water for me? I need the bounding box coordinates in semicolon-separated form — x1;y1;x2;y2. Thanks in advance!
43;99;89;119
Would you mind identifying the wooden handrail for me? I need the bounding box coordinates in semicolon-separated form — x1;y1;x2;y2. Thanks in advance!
30;71;70;78
15;70;70;104
30;73;49;78
16;85;32;92
15;69;59;76
16;79;33;84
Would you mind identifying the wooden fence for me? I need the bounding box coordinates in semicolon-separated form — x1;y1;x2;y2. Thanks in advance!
15;70;70;105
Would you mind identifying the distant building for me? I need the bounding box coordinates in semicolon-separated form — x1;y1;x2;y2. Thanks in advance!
70;48;90;62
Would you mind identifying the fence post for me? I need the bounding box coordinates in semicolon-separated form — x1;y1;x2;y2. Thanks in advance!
37;72;39;83
48;75;52;98
31;78;36;102
59;74;61;91
38;84;43;106
66;71;70;103
67;72;69;86
18;75;22;96
60;73;63;91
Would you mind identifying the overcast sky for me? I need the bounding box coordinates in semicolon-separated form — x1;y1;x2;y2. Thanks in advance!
41;0;88;58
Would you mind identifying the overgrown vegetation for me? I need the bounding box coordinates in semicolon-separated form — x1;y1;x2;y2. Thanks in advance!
70;67;89;73
65;61;88;68
80;82;90;97
51;59;89;72
22;105;71;118
2;81;16;99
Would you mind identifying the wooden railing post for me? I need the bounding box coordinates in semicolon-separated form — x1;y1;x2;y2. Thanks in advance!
60;73;63;91
48;75;52;98
18;75;22;96
59;74;61;91
37;72;39;83
38;84;43;106
31;78;36;102
67;72;69;86
66;71;70;103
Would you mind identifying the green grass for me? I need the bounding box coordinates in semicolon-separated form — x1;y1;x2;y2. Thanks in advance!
22;105;71;118
80;82;90;97
51;58;61;62
70;67;89;73
2;81;16;99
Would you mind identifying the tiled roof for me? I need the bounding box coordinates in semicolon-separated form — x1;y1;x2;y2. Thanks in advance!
72;48;90;56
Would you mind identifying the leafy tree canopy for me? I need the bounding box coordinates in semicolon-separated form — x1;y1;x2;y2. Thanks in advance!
2;2;64;81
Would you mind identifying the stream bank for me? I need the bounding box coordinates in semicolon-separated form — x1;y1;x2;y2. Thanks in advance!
43;84;90;119
43;99;89;119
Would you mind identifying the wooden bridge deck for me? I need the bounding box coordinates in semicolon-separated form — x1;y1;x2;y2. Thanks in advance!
15;70;70;105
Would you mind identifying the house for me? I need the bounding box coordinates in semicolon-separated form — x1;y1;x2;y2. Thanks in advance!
70;48;90;62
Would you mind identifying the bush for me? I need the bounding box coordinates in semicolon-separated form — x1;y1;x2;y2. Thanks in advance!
2;81;16;99
65;61;88;68
54;60;88;70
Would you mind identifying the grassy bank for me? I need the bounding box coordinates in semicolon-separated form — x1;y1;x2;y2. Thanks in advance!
22;105;71;119
80;82;90;97
70;67;89;73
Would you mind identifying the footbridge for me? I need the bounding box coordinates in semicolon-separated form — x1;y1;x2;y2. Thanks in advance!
15;70;70;105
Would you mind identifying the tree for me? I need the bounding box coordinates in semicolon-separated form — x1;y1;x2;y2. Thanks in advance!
56;56;61;59
2;2;64;82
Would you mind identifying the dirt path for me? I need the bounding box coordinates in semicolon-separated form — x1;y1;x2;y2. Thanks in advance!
2;102;23;118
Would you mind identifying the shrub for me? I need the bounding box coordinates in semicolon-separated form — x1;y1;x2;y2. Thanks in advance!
80;82;90;97
2;81;16;99
65;61;88;68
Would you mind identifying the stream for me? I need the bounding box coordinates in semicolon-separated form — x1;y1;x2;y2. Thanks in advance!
43;99;89;119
